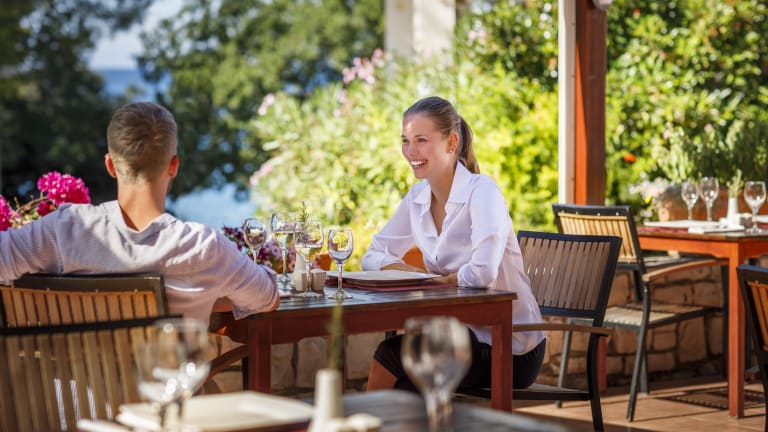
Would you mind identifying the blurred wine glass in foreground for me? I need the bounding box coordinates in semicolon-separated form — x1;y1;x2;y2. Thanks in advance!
680;180;699;221
137;318;213;430
401;316;471;432
744;181;767;234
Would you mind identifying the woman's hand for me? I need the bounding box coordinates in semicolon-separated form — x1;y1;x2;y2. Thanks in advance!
431;272;458;285
382;263;427;273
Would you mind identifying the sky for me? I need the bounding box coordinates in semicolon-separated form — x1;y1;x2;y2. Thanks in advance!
89;0;183;69
89;0;257;226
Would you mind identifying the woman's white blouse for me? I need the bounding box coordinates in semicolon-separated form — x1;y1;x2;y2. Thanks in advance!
362;163;544;354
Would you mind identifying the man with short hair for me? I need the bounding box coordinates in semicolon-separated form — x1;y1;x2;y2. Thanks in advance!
0;102;279;323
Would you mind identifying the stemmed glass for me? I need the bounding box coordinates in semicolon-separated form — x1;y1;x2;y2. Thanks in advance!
699;177;720;222
327;228;354;300
744;181;767;234
271;212;297;291
137;318;214;430
295;221;324;298
401;316;472;432
242;217;267;262
681;180;700;221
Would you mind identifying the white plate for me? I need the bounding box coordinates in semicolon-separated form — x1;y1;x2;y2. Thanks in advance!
118;391;313;431
327;270;440;286
643;220;722;229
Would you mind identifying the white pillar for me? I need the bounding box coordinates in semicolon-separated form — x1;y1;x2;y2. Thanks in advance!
385;0;455;59
558;0;576;203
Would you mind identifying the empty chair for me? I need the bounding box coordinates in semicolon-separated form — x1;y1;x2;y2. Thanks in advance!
0;272;167;327
738;264;768;432
460;230;621;431
552;203;727;421
0;317;159;432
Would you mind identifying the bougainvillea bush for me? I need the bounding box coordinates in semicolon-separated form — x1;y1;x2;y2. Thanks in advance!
0;172;91;231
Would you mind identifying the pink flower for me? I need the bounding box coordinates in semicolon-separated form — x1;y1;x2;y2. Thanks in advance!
37;171;91;205
0;197;14;231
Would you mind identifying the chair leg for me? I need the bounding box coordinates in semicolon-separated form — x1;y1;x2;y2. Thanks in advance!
627;327;648;422
586;335;605;431
556;328;574;408
241;356;249;391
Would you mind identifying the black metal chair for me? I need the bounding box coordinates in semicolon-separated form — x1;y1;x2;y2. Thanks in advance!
738;264;768;432
552;203;728;421
460;230;621;431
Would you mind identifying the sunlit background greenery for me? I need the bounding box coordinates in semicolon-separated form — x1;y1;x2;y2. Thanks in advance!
2;0;767;267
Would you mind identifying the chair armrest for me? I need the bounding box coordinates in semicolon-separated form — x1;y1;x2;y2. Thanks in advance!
514;322;612;336
643;258;728;284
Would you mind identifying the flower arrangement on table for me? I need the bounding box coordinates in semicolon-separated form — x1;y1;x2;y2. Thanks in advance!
0;171;91;231
221;226;297;274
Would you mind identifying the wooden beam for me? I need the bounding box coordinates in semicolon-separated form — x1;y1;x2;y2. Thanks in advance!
573;0;607;205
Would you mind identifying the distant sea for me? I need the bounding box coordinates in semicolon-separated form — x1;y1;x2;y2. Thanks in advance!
95;68;170;100
95;67;257;227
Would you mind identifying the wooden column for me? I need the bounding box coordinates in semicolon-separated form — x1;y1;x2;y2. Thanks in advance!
573;0;607;205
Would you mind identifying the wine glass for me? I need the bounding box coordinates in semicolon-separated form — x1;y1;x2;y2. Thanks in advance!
271;212;297;291
327;228;354;300
699;177;719;222
242;217;267;262
137;318;214;430
295;221;324;298
744;181;767;234
680;180;699;221
401;316;472;432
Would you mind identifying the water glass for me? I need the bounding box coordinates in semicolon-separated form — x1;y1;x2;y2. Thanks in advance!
401;316;472;432
680;180;699;221
242;217;267;261
327;228;353;300
295;221;324;298
744;181;767;234
271;212;297;291
699;177;719;222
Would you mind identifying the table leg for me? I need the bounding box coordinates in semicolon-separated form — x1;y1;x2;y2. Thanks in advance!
247;319;272;393
727;258;745;418
491;301;513;411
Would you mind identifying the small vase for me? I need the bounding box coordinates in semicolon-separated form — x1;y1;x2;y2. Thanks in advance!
727;196;740;226
308;368;343;432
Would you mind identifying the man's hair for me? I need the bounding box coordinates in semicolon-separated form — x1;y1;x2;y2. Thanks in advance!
107;102;177;182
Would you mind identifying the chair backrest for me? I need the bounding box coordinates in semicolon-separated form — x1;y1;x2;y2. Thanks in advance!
0;317;159;432
517;230;621;326
552;203;645;271
738;264;768;354
0;273;167;328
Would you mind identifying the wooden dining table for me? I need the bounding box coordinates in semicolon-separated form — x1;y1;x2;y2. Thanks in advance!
637;227;768;418
211;286;517;411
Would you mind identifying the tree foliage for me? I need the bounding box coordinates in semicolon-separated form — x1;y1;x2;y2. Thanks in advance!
0;0;152;202
138;0;384;198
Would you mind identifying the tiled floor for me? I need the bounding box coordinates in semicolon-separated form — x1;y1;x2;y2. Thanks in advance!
510;377;766;431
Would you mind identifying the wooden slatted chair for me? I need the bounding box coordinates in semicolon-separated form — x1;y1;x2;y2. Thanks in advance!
460;230;621;431
737;264;768;432
0;317;160;432
1;273;237;393
552;203;728;421
0;273;167;327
